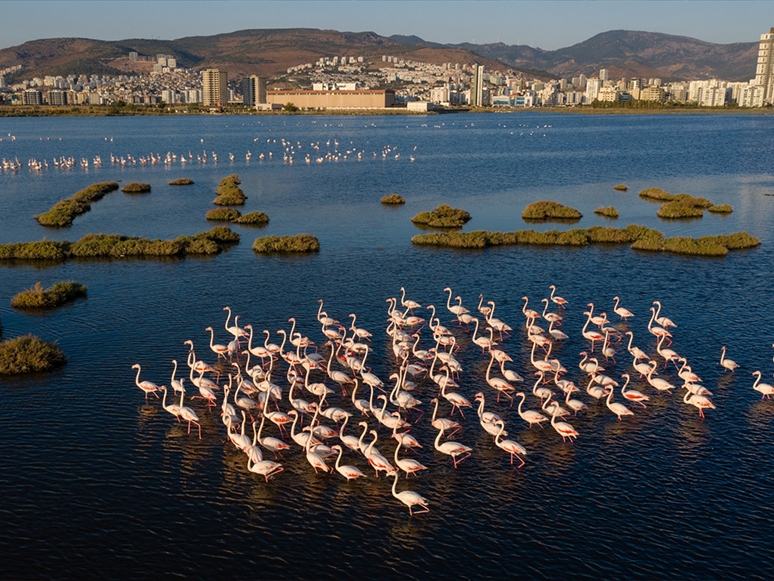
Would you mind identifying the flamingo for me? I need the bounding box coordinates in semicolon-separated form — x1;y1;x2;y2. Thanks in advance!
205;326;229;360
579;352;604;375
338;414;361;452
682;389;715;418
159;385;181;422
474;392;505;437
244;325;273;364
581;309;605;352
170;359;185;395
247;455;284;483
485;354;515;403
255;416;290;456
652;301;677;328
522;296;540;322
624;332;648;361
646;361;674;393
430;398;461;437
365;430;395;477
132;364;160;401
752;371;774;400
604;385;634;420
586;375;606;399
531;342;554;374
540;298;563;326
620;373;649;407
350;378;371;417
657;334;680;369
223;306;248;343
550;408;579;443
532;371;553;401
331;445;367;480
434;426;471;468
720;346;739;373
389;470;429;516
444;287;468;317
440;372;471;417
549;285;568;308
471;318;495;354
477;294;492;317
493;420;527;467
613;296;634;320
304;407;332;474
486;300;512;339
542;395;570;419
677;358;702;384
400;287;422;312
393;441;427;478
514;392;548;428
647;308;672;345
564;385;587;415
601;330;617;363
548;320;569;341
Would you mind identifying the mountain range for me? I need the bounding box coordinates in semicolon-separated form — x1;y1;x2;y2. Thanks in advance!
0;28;760;83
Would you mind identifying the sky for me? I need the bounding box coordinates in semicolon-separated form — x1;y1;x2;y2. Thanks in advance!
0;1;771;51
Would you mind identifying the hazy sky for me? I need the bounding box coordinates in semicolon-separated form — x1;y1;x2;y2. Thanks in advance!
1;1;771;50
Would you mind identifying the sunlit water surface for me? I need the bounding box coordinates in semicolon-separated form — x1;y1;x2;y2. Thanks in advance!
1;113;774;579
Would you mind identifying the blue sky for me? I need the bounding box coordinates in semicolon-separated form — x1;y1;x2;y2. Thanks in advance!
1;1;771;50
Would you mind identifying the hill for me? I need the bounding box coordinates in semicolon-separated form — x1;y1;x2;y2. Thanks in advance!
393;30;759;81
0;28;513;81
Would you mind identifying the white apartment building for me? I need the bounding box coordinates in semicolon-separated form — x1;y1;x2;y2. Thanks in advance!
201;68;228;107
584;78;601;102
754;27;774;103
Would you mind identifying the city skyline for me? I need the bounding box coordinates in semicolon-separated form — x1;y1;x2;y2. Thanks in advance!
0;0;771;51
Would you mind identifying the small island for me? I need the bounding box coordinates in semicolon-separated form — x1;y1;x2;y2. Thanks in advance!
708;204;733;214
206;208;241;222
0;226;239;262
214;174;247;205
412;204;471;228
35;181;119;227
122;182;152;194
522;200;582;221
613;184;628;192
169;178;194;186
594;206;619;218
411;224;759;257
11;281;87;309
253;234;319;253
0;334;67;375
381;193;406;205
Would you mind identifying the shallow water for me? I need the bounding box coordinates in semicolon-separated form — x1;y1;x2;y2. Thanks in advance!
1;113;773;579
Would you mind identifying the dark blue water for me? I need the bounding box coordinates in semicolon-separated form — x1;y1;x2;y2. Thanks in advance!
1;113;773;580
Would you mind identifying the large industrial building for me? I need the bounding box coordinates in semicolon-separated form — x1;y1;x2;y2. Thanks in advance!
266;89;395;109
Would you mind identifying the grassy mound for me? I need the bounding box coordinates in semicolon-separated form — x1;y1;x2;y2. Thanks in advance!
0;227;239;262
35;182;119;227
122;182;152;194
594;206;619;218
235;212;270;226
656;202;704;219
639;188;673;201
412;204;471;228
708;204;733;214
522;201;582;221
253;234;319;253
206;208;241;222
214;174;246;205
381;193;406;205
169;178;194;186
613;184;628;192
412;224;758;257
0;335;66;375
11;281;87;309
673;194;713;208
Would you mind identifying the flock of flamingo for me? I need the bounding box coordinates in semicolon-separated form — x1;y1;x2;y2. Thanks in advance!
1;136;414;173
131;287;774;516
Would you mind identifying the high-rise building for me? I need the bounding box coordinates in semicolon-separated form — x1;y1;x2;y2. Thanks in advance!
470;64;484;107
202;68;228;107
754;27;774;104
241;75;267;106
599;68;609;82
584;78;601;103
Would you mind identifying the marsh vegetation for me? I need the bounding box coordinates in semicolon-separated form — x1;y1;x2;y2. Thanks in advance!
11;281;87;309
0;335;67;375
411;205;471;228
35;182;119;227
252;234;319;253
522;201;582;221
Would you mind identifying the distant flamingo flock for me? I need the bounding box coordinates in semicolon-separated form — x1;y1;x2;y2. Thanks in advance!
132;288;772;516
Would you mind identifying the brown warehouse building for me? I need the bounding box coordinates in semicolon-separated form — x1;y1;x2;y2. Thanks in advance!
267;89;395;109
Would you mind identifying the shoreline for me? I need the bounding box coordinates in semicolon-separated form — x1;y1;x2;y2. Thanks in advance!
1;105;773;118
